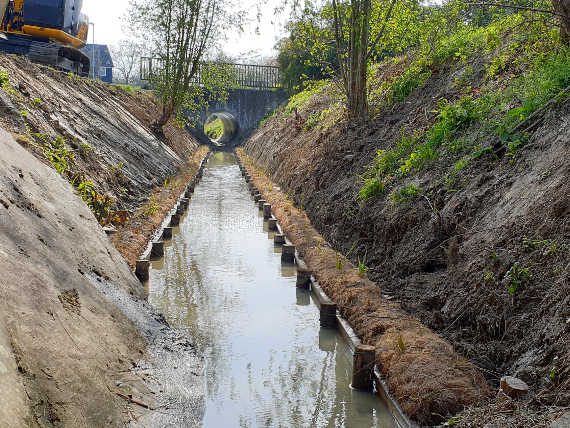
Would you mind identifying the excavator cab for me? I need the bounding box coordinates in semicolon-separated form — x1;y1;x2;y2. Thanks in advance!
0;0;90;75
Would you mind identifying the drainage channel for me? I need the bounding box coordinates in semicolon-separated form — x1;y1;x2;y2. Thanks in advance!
147;152;397;427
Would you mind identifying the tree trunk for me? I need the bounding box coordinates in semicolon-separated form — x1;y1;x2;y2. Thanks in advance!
553;0;570;43
155;103;174;129
347;0;371;120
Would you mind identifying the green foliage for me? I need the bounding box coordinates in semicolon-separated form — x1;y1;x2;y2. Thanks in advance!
506;262;531;295
483;271;495;282
284;81;329;115
359;176;386;200
36;135;74;174
391;65;431;102
336;252;343;270
32;97;42;107
389;183;422;205
144;195;159;216
523;238;567;255
204;117;224;140
357;256;369;277
79;142;92;156
0;68;8;88
116;84;138;94
77;181;114;224
20;110;28;118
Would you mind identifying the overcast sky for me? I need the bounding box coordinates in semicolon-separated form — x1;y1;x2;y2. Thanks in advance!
82;0;289;61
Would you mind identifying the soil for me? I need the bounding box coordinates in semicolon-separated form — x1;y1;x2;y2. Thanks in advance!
0;56;208;426
111;146;209;268
242;59;570;425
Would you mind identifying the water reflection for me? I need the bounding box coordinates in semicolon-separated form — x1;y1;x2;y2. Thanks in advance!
148;152;395;428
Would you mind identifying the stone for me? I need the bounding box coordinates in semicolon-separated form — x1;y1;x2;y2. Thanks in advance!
500;376;529;398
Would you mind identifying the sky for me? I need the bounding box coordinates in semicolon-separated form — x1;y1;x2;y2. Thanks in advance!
82;0;289;61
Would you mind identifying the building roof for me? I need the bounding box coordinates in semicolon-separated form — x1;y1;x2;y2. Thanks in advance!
81;44;114;68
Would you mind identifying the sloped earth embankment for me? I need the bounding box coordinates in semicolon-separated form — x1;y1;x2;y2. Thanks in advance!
0;129;204;426
243;83;569;424
0;53;198;213
0;56;208;426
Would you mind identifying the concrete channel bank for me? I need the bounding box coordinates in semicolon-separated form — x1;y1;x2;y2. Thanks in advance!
236;148;491;426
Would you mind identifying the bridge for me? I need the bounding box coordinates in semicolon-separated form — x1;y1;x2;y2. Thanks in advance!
140;59;289;146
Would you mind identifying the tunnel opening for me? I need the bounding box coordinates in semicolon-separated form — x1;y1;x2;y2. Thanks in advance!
203;112;239;145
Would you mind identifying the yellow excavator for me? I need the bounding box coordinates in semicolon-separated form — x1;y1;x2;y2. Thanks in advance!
0;0;90;75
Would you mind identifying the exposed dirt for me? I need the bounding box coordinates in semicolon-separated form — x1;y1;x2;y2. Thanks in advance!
0;57;208;426
238;149;490;425
242;58;570;424
0;53;199;214
112;146;209;268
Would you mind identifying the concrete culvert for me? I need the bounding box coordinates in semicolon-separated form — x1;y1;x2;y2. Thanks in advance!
203;112;238;145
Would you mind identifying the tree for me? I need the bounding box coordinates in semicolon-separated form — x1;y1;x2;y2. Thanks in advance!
127;0;239;130
553;0;570;43
110;39;144;85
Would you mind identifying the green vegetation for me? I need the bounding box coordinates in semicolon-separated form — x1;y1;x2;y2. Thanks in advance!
31;134;74;175
76;181;114;224
144;195;159;216
506;262;531;295
357;256;369;277
204;118;224;140
336;252;343;270
389;183;422;205
523;238;568;255
32;97;42;107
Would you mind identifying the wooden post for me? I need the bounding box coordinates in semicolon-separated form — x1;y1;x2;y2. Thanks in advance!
150;241;164;259
135;260;150;282
268;217;278;231
258;199;266;210
169;214;180;227
320;302;337;328
162;227;173;240
254;193;261;202
296;267;311;289
281;243;295;263
263;203;272;219
352;344;375;391
274;233;285;245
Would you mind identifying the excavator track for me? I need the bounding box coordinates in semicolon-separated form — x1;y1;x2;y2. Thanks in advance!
0;32;90;76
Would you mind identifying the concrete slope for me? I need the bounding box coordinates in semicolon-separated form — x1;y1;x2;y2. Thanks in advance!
0;128;149;426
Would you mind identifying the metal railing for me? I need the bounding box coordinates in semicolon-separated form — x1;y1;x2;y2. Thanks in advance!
140;57;283;90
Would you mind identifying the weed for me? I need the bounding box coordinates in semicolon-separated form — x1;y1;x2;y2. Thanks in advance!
454;158;469;171
267;184;273;191
41;136;73;174
390;65;431;103
162;177;169;187
483;271;495;282
109;162;124;174
32;97;42;107
79;142;92;156
506;262;531;295
0;68;8;87
389;183;422;205
76;181;114;224
523;238;567;255
359;176;385;200
357;256;369;277
397;334;406;354
144;196;159;216
335;252;343;270
20;110;28;118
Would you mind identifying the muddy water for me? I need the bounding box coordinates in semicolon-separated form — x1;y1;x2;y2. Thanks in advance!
148;152;396;428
